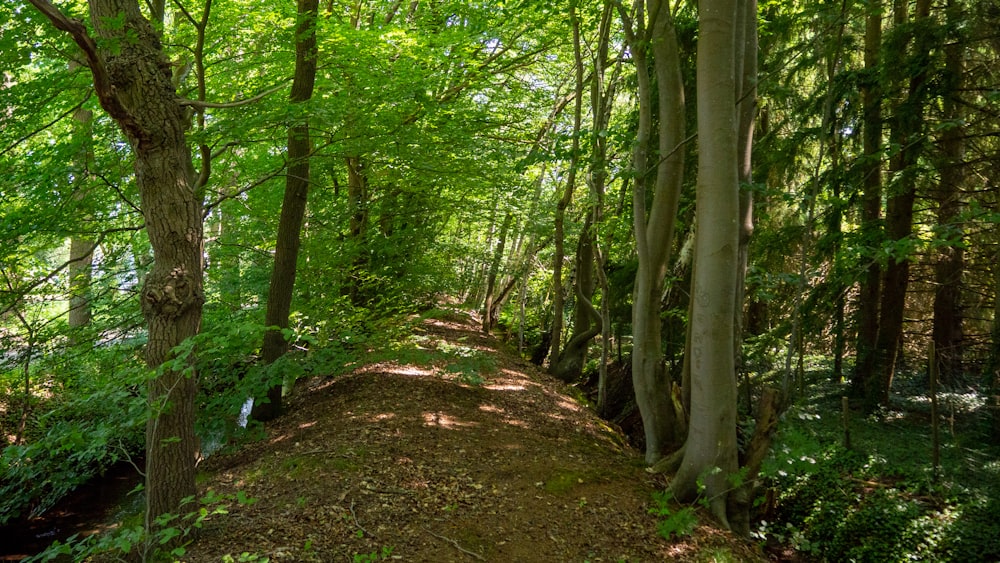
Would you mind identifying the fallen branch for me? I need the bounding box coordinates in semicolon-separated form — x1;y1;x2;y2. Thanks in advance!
423;527;486;561
349;500;374;538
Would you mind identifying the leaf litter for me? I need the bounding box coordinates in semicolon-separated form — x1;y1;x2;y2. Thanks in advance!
185;309;765;562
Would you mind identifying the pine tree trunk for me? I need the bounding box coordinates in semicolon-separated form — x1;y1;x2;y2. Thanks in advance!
868;0;932;410
932;0;965;386
853;0;884;398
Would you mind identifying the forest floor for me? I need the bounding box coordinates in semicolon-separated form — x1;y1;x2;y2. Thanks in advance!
183;307;767;563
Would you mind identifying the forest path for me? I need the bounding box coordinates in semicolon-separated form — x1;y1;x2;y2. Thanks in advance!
187;307;762;562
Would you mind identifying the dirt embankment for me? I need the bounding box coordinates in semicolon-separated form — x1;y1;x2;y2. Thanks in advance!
186;309;764;562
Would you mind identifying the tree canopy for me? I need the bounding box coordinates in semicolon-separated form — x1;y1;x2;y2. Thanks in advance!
2;0;999;559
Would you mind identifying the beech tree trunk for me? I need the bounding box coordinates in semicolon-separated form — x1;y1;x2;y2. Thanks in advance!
253;0;320;422
671;0;740;528
618;0;687;464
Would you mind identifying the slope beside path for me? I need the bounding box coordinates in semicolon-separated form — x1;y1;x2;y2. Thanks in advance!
187;308;762;562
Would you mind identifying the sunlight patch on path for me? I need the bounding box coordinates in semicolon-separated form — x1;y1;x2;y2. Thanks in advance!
422;411;479;429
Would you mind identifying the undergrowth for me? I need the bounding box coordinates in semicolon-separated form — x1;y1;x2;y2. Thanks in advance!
760;370;1000;562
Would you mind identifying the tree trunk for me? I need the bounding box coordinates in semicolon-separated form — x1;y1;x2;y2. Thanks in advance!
345;155;370;306
618;0;687;464
547;1;585;369
671;0;740;528
552;214;600;382
253;0;320;422
853;0;884;398
932;0;965;386
68;106;95;341
868;0;932;410
733;0;757;397
482;211;513;334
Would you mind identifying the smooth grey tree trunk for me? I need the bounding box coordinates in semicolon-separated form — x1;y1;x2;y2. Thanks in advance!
671;0;740;528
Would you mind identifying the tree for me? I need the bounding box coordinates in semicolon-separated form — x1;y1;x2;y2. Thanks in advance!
546;1;586;371
252;0;320;422
67;104;95;342
853;0;885;402
618;0;688;464
670;0;741;528
27;0;204;527
865;0;932;409
931;0;965;385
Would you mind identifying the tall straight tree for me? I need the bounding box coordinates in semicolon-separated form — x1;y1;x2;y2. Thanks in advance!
932;0;965;385
671;0;741;528
618;0;687;464
854;0;884;399
547;1;585;370
867;0;932;409
68;105;95;341
27;0;204;526
253;0;320;421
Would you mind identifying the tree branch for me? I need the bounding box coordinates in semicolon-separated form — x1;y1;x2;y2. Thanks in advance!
25;0;134;127
177;82;287;109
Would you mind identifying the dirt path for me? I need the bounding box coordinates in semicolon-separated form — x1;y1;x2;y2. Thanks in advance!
186;308;763;562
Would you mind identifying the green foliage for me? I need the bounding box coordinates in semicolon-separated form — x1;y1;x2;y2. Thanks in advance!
763;385;1000;562
353;546;394;563
26;489;258;562
648;490;699;541
0;351;147;526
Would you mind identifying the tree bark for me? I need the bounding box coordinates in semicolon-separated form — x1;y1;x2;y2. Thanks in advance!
868;0;932;410
252;0;320;422
25;0;207;528
853;0;884;399
618;0;687;464
932;0;965;386
547;1;585;369
671;0;740;528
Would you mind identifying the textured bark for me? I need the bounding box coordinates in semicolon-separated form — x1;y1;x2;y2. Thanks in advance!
671;0;740;528
853;0;884;397
618;0;686;464
932;0;965;386
868;0;932;410
253;0;320;422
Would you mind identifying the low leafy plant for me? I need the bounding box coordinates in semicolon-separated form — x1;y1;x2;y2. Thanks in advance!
649;490;698;540
353;546;394;562
25;489;257;562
